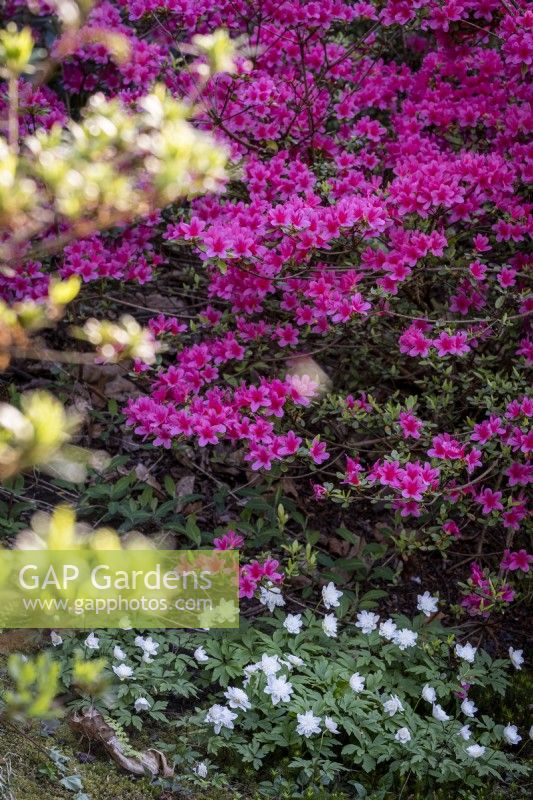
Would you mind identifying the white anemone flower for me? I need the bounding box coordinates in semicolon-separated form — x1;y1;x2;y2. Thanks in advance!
383;695;403;716
356;610;380;634
349;672;365;693
466;744;485;758
416;591;438;616
296;711;321;737
322;581;343;609
84;632;99;650
503;724;521;745
112;663;134;681
432;704;450;722
422;684;436;703
322;613;338;638
283;613;303;634
455;642;477;663
223;687;251;711
395;727;411;743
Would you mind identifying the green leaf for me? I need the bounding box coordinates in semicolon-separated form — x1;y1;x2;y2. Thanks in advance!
185;514;202;546
164;475;176;497
60;774;83;792
360;589;388;602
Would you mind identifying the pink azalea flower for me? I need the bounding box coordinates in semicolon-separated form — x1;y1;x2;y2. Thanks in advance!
309;437;330;465
501;549;533;573
443;520;461;538
476;487;504;515
214;530;245;550
399;411;424;439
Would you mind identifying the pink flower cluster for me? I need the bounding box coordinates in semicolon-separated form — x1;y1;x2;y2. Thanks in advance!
60;219;162;285
213;528;284;600
238;558;284;600
461;562;516;617
0;81;66;139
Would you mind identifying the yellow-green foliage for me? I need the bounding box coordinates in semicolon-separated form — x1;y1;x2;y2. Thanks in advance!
0;77;228;255
0;392;82;482
2;653;60;720
0;23;231;257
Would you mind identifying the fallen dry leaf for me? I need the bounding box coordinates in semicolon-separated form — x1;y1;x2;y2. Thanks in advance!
134;462;163;492
80;363;139;406
280;477;299;498
176;474;195;497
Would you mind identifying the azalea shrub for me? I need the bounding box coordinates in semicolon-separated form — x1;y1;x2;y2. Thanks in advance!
2;0;532;601
3;0;528;610
116;0;532;617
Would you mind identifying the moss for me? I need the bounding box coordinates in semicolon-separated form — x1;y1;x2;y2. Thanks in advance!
0;720;161;799
68;761;161;800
